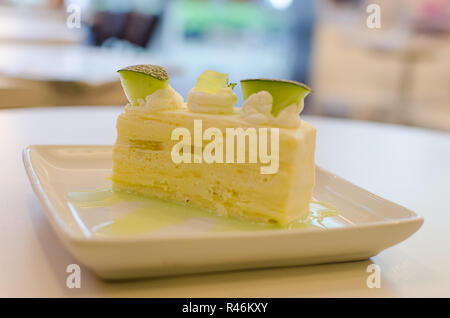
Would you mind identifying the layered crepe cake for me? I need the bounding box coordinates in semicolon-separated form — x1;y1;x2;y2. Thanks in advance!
112;65;315;226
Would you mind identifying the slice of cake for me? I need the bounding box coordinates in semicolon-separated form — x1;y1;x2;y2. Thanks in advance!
113;65;315;226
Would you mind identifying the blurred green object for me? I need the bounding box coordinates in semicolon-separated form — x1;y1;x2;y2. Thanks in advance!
176;0;280;34
91;0;164;14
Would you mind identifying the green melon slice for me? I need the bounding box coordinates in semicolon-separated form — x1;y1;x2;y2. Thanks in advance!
241;79;311;117
118;65;168;106
194;70;233;94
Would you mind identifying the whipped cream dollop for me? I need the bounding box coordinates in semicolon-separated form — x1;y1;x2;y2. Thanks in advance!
126;85;184;112
187;87;237;114
240;91;303;128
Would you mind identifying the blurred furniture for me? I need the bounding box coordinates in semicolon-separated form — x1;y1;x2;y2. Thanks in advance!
90;11;161;47
0;5;85;45
90;11;128;46
120;12;160;47
311;21;450;131
0;44;175;108
289;0;315;85
1;106;450;296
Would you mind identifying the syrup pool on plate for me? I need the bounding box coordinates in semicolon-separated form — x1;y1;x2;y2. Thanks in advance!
67;188;339;236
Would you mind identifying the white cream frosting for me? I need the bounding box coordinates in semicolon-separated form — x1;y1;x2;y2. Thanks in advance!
240;91;303;128
127;85;184;112
187;87;237;114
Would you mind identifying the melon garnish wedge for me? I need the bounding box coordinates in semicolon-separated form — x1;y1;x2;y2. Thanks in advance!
118;64;169;106
241;78;311;117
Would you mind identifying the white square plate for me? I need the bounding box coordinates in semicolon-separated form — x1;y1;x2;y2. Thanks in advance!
23;145;423;280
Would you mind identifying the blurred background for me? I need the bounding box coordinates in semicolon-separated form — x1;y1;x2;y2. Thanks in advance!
0;0;448;130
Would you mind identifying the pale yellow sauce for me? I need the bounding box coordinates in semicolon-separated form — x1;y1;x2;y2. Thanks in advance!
67;188;338;236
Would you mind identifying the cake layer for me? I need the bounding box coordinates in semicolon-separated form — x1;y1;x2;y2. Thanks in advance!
112;107;316;225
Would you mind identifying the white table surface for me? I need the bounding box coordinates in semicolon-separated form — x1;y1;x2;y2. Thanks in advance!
1;106;449;297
